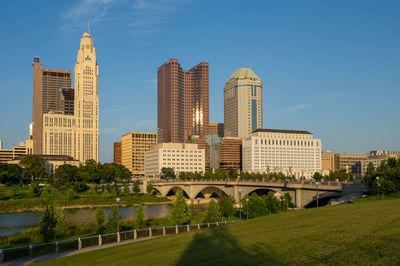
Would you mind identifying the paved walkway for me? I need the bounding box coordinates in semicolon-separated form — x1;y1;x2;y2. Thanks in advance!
4;236;158;266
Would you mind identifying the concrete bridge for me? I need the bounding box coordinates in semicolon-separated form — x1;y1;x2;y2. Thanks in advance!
146;179;347;208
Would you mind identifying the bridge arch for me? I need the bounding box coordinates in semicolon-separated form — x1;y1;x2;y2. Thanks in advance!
193;186;230;199
303;192;342;208
165;186;190;199
246;188;277;197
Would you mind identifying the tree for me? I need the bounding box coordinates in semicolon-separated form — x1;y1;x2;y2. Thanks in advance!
19;155;45;181
88;186;97;195
204;200;221;223
0;163;22;185
313;172;323;181
218;195;235;218
161;167;176;179
123;183;130;194
95;207;106;226
39;202;58;241
66;189;76;202
28;181;40;198
169;190;189;225
146;184;153;194
79;160;101;183
188;200;198;222
54;208;68;238
265;191;279;213
135;203;145;228
133;183;140;193
245;194;268;218
105;206;121;233
284;193;295;209
55;164;79;184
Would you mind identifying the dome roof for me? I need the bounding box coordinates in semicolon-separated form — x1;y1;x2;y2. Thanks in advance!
229;68;258;79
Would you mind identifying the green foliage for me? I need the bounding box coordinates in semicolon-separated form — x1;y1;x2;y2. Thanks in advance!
284;193;295;209
218;195;235;218
135;203;145;228
95;207;106;226
244;194;268;218
146;184;153;194
188;200;198;222
55;208;68;238
265;191;279;213
39;202;58;241
73;182;88;193
204;200;221;223
7;187;17;200
0;163;22;184
169;190;189;225
28;181;40;198
123;183;130;194
133;183;140;193
313;172;323;181
161;167;176;179
66;189;76;201
105;206;121;233
363;158;400;196
102;190;111;198
19;155;45;181
55;164;79;184
88;186;97;195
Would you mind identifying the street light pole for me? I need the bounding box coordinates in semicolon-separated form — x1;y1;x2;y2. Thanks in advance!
315;181;319;208
246;198;249;220
196;197;200;225
238;189;242;220
376;176;380;200
116;197;120;233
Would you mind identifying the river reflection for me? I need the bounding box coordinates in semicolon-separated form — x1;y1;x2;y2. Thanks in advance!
0;204;172;237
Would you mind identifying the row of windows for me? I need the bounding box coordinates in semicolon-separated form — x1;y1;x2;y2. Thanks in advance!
254;139;319;147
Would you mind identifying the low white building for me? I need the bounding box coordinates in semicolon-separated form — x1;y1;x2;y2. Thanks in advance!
144;143;205;177
242;129;321;179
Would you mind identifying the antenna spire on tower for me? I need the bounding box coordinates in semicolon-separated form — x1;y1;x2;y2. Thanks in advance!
87;21;90;34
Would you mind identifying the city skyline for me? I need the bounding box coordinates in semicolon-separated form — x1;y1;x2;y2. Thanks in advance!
0;0;399;162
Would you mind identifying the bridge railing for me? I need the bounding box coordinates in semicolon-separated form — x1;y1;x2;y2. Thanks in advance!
0;220;237;263
149;178;348;187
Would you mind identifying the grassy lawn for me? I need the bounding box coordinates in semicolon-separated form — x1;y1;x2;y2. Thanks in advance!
36;198;400;265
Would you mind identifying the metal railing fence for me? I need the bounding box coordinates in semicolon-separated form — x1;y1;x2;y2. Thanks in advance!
0;221;236;263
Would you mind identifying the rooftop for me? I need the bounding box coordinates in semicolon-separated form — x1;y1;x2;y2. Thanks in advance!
229;68;258;79
252;129;312;135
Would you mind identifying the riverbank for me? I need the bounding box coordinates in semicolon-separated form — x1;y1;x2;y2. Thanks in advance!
0;194;170;214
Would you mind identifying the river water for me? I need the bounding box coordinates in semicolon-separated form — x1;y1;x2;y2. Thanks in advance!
0;204;172;237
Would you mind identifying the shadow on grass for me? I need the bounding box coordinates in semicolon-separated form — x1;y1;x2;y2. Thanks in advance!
176;225;281;265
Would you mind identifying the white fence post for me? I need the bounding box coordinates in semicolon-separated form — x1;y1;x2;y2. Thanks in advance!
175;225;178;234
78;238;82;250
134;230;137;240
29;244;33;257
149;228;152;238
197;223;200;230
163;227;166;236
117;232;121;243
207;223;210;228
187;225;190;232
98;235;102;246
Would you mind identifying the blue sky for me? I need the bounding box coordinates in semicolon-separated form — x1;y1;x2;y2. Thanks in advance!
0;0;399;162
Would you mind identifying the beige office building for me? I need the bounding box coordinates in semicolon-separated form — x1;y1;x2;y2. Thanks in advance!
334;153;368;173
42;29;99;162
144;143;205;177
242;129;321;179
361;150;400;175
321;151;335;172
224;68;263;138
0;140;33;163
120;132;157;177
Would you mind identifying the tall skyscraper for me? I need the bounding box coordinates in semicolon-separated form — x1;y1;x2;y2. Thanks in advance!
41;29;99;162
224;68;263;138
32;57;72;154
157;59;209;143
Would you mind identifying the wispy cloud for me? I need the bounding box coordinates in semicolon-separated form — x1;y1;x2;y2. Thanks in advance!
130;0;189;40
60;0;117;32
289;104;311;112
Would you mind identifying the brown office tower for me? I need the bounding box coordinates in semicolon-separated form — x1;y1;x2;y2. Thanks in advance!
32;57;72;154
113;141;122;164
157;59;209;143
